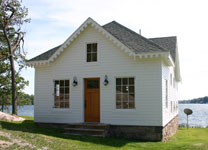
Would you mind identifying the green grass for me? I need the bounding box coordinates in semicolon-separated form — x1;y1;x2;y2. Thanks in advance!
0;116;208;150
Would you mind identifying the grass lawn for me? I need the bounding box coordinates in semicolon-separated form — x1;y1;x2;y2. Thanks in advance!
0;116;208;150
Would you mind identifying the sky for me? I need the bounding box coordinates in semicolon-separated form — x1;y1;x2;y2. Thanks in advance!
21;0;208;100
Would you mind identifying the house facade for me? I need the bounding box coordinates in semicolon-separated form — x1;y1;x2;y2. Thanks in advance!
27;18;181;141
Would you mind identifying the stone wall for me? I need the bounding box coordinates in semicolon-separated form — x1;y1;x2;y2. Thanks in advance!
108;125;162;141
34;115;178;142
162;115;178;141
108;115;178;141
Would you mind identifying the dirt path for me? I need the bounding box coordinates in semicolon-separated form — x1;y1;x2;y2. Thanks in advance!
0;130;48;150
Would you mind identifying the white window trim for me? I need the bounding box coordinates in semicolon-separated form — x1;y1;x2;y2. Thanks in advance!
84;42;100;65
52;78;71;110
165;79;168;109
114;76;136;110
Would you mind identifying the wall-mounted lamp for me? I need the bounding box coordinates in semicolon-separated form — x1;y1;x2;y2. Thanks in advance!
72;76;78;87
103;75;109;86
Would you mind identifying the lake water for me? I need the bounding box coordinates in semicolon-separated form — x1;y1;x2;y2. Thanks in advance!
3;104;208;127
179;104;208;127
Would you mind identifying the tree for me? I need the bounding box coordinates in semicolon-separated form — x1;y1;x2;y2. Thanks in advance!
0;0;30;114
0;60;29;112
0;61;11;111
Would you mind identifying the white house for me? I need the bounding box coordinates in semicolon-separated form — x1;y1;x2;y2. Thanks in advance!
27;18;181;141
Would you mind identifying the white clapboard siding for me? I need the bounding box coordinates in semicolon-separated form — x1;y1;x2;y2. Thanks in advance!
34;26;163;126
162;63;179;126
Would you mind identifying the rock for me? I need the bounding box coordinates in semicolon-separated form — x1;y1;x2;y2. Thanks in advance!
0;111;25;122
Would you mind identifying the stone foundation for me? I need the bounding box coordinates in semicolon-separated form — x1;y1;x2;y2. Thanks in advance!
108;115;178;141
107;125;163;141
162;115;178;141
34;115;178;142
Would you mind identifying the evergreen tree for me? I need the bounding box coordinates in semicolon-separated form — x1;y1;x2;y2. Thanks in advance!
0;0;30;114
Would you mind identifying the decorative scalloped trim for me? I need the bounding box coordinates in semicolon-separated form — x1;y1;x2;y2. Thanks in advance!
26;18;174;68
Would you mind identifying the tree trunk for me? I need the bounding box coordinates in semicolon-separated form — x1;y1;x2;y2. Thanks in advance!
3;25;18;115
9;55;17;115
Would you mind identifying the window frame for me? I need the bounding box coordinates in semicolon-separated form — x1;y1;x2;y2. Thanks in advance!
165;79;168;109
86;43;98;63
115;77;136;110
53;79;70;109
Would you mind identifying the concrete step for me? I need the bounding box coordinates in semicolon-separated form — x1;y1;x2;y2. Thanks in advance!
64;132;104;137
64;128;105;132
64;124;109;137
64;123;109;130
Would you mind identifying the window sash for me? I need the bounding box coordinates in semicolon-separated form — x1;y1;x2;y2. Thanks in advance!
165;79;168;108
86;43;97;62
54;80;70;108
116;77;135;109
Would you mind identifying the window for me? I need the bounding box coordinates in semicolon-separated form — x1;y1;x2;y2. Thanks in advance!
54;80;70;108
87;43;97;62
171;101;173;112
87;80;99;89
173;77;175;88
116;77;135;109
165;79;168;108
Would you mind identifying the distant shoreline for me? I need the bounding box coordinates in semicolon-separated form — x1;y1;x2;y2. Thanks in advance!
179;96;208;104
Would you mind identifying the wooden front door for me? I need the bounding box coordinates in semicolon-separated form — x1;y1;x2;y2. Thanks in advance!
84;78;100;122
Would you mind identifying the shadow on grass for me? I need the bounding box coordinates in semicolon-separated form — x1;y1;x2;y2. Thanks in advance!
0;119;143;148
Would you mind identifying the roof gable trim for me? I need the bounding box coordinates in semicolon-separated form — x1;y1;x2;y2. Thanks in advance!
27;18;174;67
47;17;134;64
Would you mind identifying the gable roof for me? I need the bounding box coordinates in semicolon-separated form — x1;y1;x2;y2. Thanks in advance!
28;19;177;63
102;21;168;53
149;36;177;62
28;45;61;62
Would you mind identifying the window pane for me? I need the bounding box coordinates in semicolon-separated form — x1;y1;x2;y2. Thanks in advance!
129;86;134;93
122;86;128;93
60;80;64;86
129;78;134;85
92;43;97;52
116;101;121;109
87;80;99;88
92;53;97;61
54;102;60;108
60;95;64;102
55;80;59;85
116;94;121;101
56;84;60;96
122;78;128;85
87;44;91;52
116;78;121;85
65;80;69;86
123;94;128;101
87;53;91;62
60;102;65;108
65;94;69;101
65;102;69;108
55;96;59;102
129;102;135;109
129;94;134;101
65;87;69;94
116;86;121;93
123;101;128;109
60;87;64;94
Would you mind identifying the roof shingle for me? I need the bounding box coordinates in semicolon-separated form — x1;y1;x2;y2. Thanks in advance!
103;21;168;53
149;36;177;61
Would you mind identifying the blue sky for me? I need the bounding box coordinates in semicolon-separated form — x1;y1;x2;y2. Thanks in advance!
21;0;208;100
